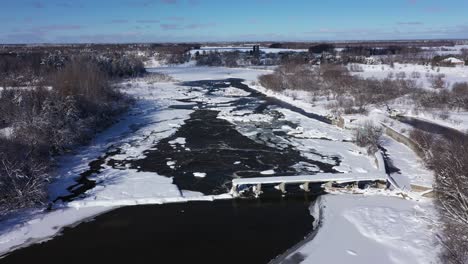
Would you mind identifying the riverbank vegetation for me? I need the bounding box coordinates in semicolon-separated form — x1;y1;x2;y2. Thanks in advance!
259;63;417;115
410;130;468;264
259;63;468;115
0;54;145;215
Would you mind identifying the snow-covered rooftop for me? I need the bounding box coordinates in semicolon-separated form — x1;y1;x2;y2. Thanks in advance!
443;57;464;64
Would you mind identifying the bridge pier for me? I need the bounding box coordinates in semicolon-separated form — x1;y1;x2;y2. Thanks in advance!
254;183;262;197
323;181;333;188
231;173;388;198
275;182;287;193
230;184;239;197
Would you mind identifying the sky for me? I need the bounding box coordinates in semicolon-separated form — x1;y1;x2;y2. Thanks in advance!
1;0;468;43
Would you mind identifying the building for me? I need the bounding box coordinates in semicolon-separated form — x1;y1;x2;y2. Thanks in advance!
442;57;465;66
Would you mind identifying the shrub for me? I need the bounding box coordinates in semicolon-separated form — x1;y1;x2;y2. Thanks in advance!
354;121;383;154
452;82;468;95
430;74;447;89
259;73;284;92
53;58;110;101
259;63;416;113
349;64;364;72
395;71;406;79
0;56;131;214
196;52;223;66
97;55;146;78
0;138;50;214
411;71;421;79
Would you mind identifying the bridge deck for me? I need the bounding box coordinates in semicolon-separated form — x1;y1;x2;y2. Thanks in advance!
232;173;387;186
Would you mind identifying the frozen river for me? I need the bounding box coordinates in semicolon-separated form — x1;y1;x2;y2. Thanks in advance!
0;67;391;263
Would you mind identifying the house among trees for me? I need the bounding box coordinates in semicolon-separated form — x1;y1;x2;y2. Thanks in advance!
442;57;465;66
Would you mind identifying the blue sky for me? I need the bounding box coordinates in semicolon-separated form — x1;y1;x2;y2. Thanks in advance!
1;0;468;43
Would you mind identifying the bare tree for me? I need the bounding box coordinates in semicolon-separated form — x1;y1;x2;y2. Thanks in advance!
410;130;468;264
430;74;447;89
354;121;383;154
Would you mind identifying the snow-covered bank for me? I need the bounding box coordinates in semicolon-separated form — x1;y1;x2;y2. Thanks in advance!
66;193;233;208
148;65;273;83
283;194;440;264
0;206;113;257
247;82;334;118
381;136;434;189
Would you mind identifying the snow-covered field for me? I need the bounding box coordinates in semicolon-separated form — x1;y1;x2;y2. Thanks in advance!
0;65;442;263
352;63;468;90
349;63;468;131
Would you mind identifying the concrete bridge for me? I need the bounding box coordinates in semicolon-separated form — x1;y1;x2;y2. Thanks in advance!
230;172;387;197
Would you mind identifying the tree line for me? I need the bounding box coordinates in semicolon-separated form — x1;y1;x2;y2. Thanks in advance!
0;54;145;215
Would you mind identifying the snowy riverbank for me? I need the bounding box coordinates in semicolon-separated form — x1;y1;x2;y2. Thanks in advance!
282;194;440;264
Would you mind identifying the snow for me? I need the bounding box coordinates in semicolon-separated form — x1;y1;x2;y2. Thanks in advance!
248;82;336;118
143;57;164;68
67;194;232;208
381;136;434;189
0;206;114;256
168;137;186;146
148;65;272;83
0;65;441;262
0;127;13;139
283;194;440;264
219;112;274;123
260;169;275;175
279;109;349;141
443;57;464;64
0;86;53;92
166;160;176;169
351;63;468;91
212;86;251;97
193;172;207;178
70;169;182;203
